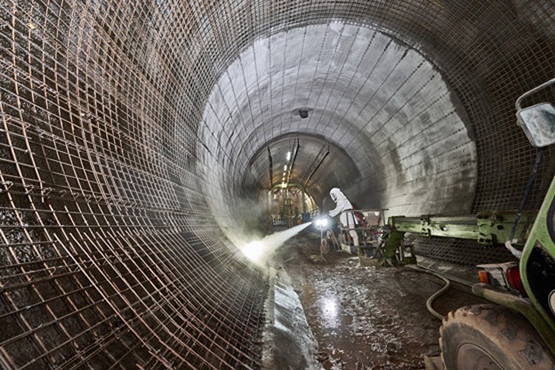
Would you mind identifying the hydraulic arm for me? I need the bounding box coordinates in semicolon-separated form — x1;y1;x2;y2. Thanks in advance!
389;211;534;246
383;211;535;261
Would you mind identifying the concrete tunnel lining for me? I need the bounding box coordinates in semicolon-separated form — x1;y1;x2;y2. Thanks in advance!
0;0;555;369
200;23;478;244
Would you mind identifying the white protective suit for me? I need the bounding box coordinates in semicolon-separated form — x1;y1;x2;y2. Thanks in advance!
328;188;359;247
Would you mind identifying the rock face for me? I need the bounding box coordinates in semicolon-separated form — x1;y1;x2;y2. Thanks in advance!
0;0;554;369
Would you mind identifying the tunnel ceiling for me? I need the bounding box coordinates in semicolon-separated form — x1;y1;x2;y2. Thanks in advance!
244;134;361;202
195;2;555;242
200;24;478;228
1;0;555;369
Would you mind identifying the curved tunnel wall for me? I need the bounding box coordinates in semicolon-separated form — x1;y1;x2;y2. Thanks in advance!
0;0;554;369
200;24;478;243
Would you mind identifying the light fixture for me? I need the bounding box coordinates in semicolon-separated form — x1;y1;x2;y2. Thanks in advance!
315;218;328;228
286;151;291;161
284;165;287;171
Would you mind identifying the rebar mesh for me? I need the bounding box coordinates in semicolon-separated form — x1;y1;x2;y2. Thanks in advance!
1;0;555;369
0;1;267;369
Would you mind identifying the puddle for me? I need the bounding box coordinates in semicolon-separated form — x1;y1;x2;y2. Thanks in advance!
276;234;487;369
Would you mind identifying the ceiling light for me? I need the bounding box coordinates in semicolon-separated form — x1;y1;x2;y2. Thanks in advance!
299;109;309;119
284;165;287;171
286;151;291;161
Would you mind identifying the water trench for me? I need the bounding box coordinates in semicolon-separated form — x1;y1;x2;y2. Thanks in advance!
1;0;555;369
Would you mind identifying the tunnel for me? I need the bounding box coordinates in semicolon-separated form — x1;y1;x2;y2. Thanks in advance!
0;0;554;369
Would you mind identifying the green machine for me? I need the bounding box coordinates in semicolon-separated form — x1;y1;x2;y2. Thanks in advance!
347;210;533;267
332;79;555;368
384;211;534;261
381;79;555;369
337;79;555;368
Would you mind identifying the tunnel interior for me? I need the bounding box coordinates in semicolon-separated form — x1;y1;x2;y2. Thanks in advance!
1;0;555;369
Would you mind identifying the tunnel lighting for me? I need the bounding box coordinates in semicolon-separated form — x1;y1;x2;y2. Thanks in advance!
283;165;287;171
286;151;291;161
374;211;380;216
281;182;286;188
299;109;309;119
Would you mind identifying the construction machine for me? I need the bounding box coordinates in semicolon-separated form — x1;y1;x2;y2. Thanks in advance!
424;79;555;369
336;79;555;369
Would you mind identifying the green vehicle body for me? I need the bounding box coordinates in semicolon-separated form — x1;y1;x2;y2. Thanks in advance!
470;175;555;355
385;79;555;356
384;173;555;355
520;174;555;333
517;174;555;353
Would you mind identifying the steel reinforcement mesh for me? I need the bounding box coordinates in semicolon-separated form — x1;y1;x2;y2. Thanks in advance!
0;1;268;369
0;0;554;369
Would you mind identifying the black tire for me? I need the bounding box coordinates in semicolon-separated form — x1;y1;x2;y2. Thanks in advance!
440;304;555;370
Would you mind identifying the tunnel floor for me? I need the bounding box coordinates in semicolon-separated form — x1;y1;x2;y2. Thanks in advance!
274;233;487;370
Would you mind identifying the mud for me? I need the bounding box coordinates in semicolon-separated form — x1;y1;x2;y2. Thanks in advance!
276;233;487;369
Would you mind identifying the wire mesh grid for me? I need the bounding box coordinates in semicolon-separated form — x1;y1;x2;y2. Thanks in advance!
0;0;555;368
0;1;268;369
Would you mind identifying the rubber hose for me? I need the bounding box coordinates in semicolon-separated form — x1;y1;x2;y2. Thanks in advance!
423;270;451;320
397;267;451;320
320;238;329;254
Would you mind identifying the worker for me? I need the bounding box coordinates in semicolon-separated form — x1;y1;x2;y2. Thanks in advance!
328;188;359;248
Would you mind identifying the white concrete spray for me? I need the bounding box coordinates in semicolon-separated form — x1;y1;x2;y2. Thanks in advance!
240;222;312;265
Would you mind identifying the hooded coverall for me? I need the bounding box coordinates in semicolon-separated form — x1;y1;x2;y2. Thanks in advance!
328;188;359;247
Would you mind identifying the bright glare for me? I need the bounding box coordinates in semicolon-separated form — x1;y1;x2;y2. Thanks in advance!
239;222;312;265
321;296;339;328
322;297;338;315
315;218;328;227
286;151;291;161
240;241;265;262
283;165;287;171
374;211;380;216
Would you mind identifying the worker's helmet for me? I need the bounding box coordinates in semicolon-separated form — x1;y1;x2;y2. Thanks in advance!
329;187;341;202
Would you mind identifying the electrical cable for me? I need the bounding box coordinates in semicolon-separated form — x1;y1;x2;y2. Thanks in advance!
508;149;544;244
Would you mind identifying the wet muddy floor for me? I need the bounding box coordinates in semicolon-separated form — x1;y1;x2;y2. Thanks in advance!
276;233;487;370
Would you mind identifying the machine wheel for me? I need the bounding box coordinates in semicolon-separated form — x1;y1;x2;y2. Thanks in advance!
439;304;555;370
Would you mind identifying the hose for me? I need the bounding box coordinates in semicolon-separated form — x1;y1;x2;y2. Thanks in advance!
508;150;544;244
320;237;330;254
397;266;451;320
423;269;451;320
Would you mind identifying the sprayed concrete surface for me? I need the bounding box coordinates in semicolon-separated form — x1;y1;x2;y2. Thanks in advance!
262;264;320;370
200;23;478;242
271;233;487;369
